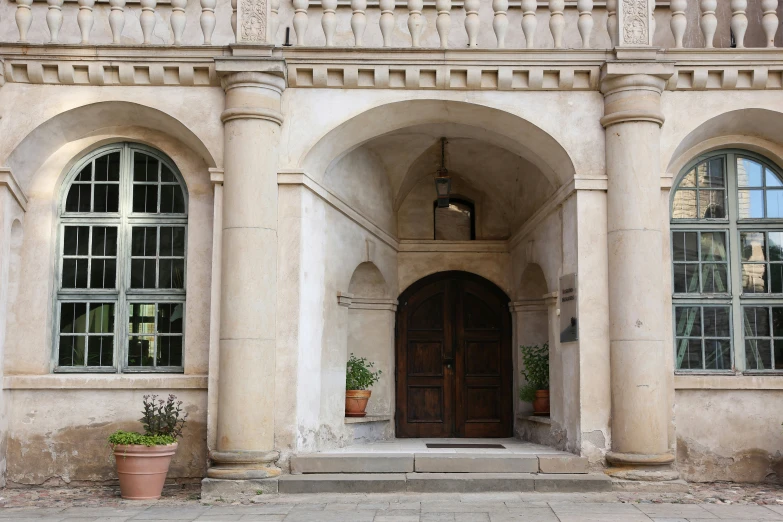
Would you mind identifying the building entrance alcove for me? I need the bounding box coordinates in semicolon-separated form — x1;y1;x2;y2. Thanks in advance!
395;271;512;438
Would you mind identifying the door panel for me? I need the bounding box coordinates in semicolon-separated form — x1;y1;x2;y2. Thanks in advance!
396;272;512;438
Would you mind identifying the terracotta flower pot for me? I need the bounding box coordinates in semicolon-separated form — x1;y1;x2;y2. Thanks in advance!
532;390;550;416
113;443;177;500
345;390;372;417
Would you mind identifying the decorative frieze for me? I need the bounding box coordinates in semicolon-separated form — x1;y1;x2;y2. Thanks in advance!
617;0;652;47
238;0;267;42
286;63;600;90
2;60;218;86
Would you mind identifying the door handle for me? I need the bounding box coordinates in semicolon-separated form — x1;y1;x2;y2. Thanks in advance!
444;358;454;369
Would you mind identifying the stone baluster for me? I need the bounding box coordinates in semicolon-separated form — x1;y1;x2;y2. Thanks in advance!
699;0;717;48
670;0;686;48
201;0;217;44
549;0;564;48
762;0;778;47
322;0;337;45
46;0;64;42
576;0;592;48
464;0;479;48
492;0;508;48
268;0;280;43
730;0;747;48
109;0;126;43
140;0;157;44
293;0;308;45
606;0;617;47
15;0;33;42
407;0;424;47
351;0;367;46
379;0;395;47
520;0;537;49
171;0;187;45
435;0;451;48
77;0;95;43
231;0;237;40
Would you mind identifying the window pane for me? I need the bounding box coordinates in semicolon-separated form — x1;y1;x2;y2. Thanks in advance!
133;185;158;213
770;233;783;261
172;227;185;257
75;163;92;182
741;232;766;262
767;190;783;218
743;264;768;293
739;190;764;218
58;336;75;366
672;189;697;219
88;303;115;333
128;337;155;367
673;264;699;293
435;201;473;241
701;264;728;293
160;185;186;214
773;307;783;334
131;259;156;289
705;339;732;370
701;232;726;261
704;306;730;337
60;302;88;333
62;259;88;289
768;168;783;187
699;190;725;218
744;307;770;336
87;336;113;366
771;264;783;293
675;307;702;337
93;184;119;213
738;157;763;187
91;227;117;257
679;170;696;188
63;226;89;256
702;158;725;188
673;232;698;262
132;227;157;257
94;152;120;182
133;154;159;182
65;184;91;213
746;339;772;370
676;338;703;370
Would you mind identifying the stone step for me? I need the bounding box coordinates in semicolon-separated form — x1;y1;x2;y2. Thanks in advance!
277;472;612;494
290;453;588;474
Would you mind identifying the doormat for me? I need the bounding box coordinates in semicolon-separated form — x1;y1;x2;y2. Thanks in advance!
425;443;506;449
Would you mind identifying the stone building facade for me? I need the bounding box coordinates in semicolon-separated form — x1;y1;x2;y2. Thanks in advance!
2;0;783;491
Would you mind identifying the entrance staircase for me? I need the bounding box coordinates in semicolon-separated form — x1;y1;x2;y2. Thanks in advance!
280;438;611;494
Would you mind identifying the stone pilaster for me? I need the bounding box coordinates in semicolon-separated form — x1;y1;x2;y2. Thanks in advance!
601;61;676;474
206;59;285;486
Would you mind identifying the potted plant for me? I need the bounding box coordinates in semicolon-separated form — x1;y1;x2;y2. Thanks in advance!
108;394;187;500
519;343;550;415
345;353;382;417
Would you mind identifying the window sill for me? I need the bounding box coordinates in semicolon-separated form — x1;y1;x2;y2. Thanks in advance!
517;414;551;425
675;374;783;390
344;415;392;424
4;374;207;390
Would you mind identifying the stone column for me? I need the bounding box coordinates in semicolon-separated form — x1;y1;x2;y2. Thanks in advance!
206;59;285;486
206;168;224;452
601;61;675;472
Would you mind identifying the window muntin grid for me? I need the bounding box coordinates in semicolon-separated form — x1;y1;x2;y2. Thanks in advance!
671;151;783;374
54;144;187;373
127;302;184;369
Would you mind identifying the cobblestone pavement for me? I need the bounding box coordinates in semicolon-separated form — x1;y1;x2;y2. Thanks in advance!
4;483;783;521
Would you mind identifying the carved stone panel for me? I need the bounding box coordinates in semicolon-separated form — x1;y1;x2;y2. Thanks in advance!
618;0;652;46
238;0;268;42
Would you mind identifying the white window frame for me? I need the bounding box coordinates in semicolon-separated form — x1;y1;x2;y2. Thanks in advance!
53;143;188;373
671;149;783;374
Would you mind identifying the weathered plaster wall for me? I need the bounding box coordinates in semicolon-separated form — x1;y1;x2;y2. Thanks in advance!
5;388;206;485
675;389;783;483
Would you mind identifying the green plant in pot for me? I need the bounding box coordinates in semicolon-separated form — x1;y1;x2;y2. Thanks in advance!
519;343;550;415
345;353;382;417
108;394;187;500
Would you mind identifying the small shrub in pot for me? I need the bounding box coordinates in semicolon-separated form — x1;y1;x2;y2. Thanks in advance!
519;343;550;415
345;353;382;417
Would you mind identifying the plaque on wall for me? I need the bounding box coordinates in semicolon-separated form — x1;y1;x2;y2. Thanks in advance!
560;273;578;343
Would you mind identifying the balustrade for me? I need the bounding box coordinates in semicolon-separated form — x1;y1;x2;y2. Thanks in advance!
6;0;783;50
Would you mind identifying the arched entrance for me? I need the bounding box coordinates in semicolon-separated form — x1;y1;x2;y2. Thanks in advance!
395;271;512;438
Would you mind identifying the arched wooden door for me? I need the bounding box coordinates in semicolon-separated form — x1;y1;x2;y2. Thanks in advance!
395;271;512;438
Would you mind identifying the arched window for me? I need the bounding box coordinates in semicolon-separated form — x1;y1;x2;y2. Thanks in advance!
671;150;783;373
434;198;475;240
55;143;187;372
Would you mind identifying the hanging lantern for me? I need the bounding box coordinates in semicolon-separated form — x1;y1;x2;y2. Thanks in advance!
434;137;451;208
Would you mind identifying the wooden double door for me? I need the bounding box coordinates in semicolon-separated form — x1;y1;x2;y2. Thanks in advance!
395;271;512;438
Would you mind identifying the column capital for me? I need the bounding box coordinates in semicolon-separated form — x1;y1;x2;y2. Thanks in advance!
216;59;286;126
600;65;674;128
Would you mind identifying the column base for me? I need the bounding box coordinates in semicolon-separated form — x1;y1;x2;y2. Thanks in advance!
201;478;279;502
206;450;281;480
606;451;679;482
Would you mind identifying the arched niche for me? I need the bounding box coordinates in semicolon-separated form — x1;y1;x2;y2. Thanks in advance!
342;262;396;422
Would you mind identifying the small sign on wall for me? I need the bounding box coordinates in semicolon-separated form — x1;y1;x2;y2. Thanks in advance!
560;273;578;343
